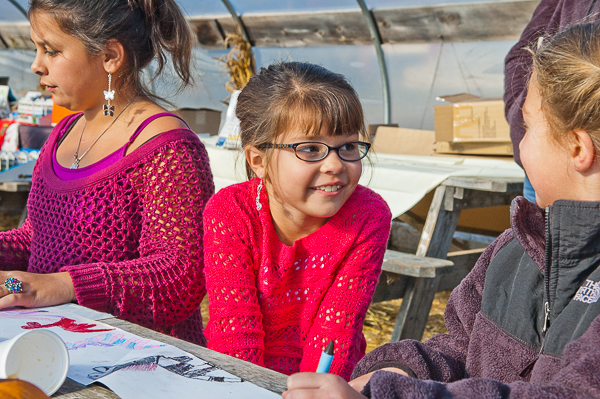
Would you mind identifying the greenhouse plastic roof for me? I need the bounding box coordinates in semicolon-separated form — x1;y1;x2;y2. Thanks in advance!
0;0;539;49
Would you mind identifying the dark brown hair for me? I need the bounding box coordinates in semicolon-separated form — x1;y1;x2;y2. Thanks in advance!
28;0;194;99
236;61;369;179
532;22;600;152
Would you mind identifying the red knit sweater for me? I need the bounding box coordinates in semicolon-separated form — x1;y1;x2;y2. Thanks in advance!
0;115;214;345
203;178;391;380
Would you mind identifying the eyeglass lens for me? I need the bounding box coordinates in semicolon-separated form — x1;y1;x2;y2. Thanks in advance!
295;142;369;161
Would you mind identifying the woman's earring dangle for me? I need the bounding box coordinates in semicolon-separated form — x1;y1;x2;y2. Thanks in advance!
256;180;263;211
103;73;115;117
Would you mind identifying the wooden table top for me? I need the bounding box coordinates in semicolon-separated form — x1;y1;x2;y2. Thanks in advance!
53;317;287;398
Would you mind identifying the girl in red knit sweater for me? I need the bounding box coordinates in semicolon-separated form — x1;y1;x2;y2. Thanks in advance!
0;0;214;345
203;62;392;379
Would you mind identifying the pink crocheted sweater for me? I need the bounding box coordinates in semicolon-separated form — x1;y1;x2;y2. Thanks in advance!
0;114;214;345
204;178;391;380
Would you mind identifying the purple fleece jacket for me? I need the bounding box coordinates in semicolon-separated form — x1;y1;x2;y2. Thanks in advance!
352;197;600;398
504;0;600;167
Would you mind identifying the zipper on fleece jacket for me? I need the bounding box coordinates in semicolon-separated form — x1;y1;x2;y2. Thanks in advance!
519;206;552;378
541;205;552;353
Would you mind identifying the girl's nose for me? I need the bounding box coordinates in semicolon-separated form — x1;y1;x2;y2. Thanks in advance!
320;150;345;174
30;53;45;76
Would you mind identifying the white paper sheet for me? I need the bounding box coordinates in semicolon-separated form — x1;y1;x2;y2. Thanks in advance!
0;308;279;399
201;136;525;219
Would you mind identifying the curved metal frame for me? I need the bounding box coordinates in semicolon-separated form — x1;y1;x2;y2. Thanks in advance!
356;0;391;124
220;0;251;44
8;0;27;18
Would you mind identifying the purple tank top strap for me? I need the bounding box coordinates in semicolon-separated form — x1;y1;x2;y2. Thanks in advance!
126;112;190;145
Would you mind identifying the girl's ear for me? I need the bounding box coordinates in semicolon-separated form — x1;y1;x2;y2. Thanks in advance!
570;130;596;173
103;39;125;74
244;147;266;179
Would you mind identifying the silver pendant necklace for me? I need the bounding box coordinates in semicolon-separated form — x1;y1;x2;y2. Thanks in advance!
71;95;137;169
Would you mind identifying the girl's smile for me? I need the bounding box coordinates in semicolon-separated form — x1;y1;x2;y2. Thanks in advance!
263;131;363;244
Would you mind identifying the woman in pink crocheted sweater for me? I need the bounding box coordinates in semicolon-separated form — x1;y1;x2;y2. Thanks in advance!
0;0;214;345
203;62;392;379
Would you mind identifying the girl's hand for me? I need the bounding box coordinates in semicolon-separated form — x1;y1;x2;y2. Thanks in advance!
0;271;76;310
348;367;409;392
283;373;367;399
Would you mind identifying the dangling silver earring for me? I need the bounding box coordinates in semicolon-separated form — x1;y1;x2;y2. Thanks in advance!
256;179;263;211
103;73;115;117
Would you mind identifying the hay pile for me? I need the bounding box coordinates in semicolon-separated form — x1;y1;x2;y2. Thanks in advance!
363;291;450;352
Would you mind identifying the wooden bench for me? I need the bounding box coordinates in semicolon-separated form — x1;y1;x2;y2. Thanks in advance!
372;249;454;342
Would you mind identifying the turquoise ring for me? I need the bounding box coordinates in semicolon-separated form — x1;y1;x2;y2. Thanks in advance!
4;277;23;294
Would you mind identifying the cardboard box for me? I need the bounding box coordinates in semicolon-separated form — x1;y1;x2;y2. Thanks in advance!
434;93;511;155
175;108;221;135
372;126;435;156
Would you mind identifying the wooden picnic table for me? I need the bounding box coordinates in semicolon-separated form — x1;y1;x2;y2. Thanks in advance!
52;317;288;398
373;176;524;342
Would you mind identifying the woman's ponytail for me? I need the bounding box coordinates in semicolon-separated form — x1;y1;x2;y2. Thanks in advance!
129;0;194;88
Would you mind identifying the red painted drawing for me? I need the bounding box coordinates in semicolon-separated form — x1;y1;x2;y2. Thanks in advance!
21;317;115;333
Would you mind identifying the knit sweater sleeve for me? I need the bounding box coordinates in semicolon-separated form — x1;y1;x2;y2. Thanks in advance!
352;228;515;382
60;139;213;332
0;218;33;271
299;190;392;381
203;187;266;366
363;314;600;399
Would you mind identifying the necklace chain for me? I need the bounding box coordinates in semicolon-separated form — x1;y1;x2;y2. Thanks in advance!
70;95;138;169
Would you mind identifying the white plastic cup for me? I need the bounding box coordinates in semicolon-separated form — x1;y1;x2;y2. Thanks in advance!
0;330;69;395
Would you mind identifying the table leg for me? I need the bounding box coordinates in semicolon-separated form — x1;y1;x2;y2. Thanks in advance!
390;185;461;341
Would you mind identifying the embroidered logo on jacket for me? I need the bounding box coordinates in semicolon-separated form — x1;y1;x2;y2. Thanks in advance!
574;280;600;304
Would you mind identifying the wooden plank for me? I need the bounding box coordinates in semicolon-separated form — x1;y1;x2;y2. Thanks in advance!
391;275;441;342
371;270;409;303
374;0;540;44
442;176;524;193
382;249;453;278
219;10;370;48
392;185;461;341
438;247;486;291
0;1;541;50
187;0;539;49
444;187;520;212
0;22;35;50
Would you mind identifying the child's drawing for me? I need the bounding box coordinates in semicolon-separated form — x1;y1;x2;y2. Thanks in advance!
88;355;243;383
66;332;166;351
22;317;115;333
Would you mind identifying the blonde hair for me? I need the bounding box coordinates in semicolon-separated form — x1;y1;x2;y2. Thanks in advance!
532;22;600;152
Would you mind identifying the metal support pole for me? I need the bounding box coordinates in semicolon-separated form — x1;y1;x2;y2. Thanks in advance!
356;0;391;124
221;0;251;44
8;0;27;18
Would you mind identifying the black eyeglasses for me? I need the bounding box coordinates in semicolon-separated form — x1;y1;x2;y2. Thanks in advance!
260;141;371;162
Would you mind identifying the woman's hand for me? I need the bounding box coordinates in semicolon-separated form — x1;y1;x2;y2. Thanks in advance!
348;367;409;392
283;373;368;399
0;271;75;310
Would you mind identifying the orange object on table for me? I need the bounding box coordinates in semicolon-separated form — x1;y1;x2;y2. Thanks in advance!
51;96;79;125
0;379;49;399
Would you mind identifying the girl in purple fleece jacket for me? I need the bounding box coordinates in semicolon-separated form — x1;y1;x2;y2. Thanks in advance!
284;22;600;399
